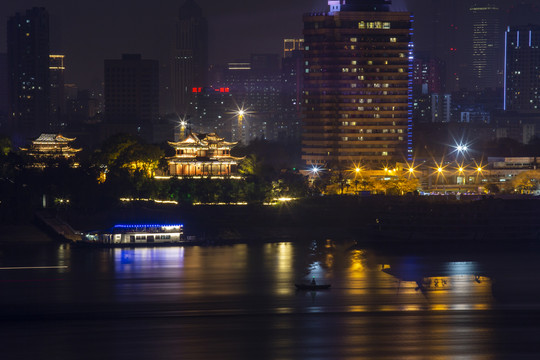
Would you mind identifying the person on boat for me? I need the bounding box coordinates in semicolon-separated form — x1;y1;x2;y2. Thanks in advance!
311;278;316;285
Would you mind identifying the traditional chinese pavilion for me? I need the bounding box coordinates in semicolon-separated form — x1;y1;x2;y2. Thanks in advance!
167;132;243;176
20;134;82;161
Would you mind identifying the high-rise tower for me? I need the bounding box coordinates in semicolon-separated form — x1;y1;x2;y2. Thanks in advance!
104;54;159;142
172;0;208;116
504;25;540;112
49;54;65;128
302;0;413;167
470;1;502;90
7;7;50;138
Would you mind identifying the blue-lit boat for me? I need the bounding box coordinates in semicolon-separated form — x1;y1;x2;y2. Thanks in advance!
84;224;184;245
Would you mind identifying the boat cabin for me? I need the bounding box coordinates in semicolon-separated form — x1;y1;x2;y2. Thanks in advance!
87;224;184;244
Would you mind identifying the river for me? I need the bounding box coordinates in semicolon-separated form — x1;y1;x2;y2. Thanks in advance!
1;238;540;359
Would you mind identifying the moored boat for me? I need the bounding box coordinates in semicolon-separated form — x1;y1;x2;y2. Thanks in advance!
83;223;185;245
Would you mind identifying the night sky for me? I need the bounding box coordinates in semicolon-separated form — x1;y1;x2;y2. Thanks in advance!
0;0;532;89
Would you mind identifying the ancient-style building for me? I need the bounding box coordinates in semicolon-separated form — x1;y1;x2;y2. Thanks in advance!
20;133;81;165
167;132;242;176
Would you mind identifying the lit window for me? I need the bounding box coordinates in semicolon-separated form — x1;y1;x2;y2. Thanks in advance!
382;151;388;156
358;21;365;29
390;37;397;43
351;37;357;42
375;22;382;29
351;60;357;65
383;22;391;29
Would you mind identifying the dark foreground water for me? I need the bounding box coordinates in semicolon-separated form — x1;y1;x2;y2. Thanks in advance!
1;238;540;359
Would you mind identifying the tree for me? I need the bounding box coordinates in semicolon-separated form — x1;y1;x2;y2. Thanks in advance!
512;170;540;193
0;135;11;156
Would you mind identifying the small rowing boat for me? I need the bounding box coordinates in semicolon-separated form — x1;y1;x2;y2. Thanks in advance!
295;283;331;290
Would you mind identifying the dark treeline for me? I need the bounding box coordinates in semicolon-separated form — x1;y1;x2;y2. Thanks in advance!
0;133;310;225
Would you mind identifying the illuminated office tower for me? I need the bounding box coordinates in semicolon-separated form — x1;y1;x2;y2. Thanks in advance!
302;0;413;167
172;0;208;115
7;7;50;137
470;1;502;90
504;25;540;112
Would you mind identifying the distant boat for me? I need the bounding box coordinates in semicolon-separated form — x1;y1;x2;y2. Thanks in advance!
295;283;331;290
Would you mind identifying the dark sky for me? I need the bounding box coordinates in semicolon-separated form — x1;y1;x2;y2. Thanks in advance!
0;0;531;89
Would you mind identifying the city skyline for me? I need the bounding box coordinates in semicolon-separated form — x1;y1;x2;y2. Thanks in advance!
1;0;534;90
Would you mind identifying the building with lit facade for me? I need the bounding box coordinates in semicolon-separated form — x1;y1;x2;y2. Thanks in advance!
189;87;234;139
222;54;282;142
302;0;413;168
431;93;452;123
20;133;81;166
104;54;159;142
281;49;304;139
167;132;242;177
504;25;540;112
470;1;502;90
412;54;444;96
7;7;50;139
49;54;65;127
172;0;208;115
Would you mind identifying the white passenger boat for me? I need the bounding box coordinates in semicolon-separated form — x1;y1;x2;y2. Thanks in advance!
84;224;184;245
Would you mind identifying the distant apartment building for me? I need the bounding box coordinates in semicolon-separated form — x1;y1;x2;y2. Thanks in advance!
302;0;413;166
189;86;234;139
0;53;8;129
431;93;452;123
412;53;445;123
281;49;304;139
283;39;304;58
222;54;282;142
104;54;159;142
504;25;540;112
470;1;502;90
7;7;50;139
49;55;65;128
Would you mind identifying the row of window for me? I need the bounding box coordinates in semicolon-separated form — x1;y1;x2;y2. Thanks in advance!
134;235;172;240
304;151;394;157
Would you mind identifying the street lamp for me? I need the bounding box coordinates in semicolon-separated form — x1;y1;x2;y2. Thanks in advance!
175;114;188;141
235;107;248;144
453;141;470;160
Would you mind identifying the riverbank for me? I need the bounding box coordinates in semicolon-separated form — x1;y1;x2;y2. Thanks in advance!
0;224;55;244
56;196;540;243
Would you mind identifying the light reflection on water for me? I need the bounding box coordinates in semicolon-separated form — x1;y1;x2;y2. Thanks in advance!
3;240;540;358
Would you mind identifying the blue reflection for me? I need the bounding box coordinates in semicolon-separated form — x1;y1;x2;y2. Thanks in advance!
120;249;134;265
